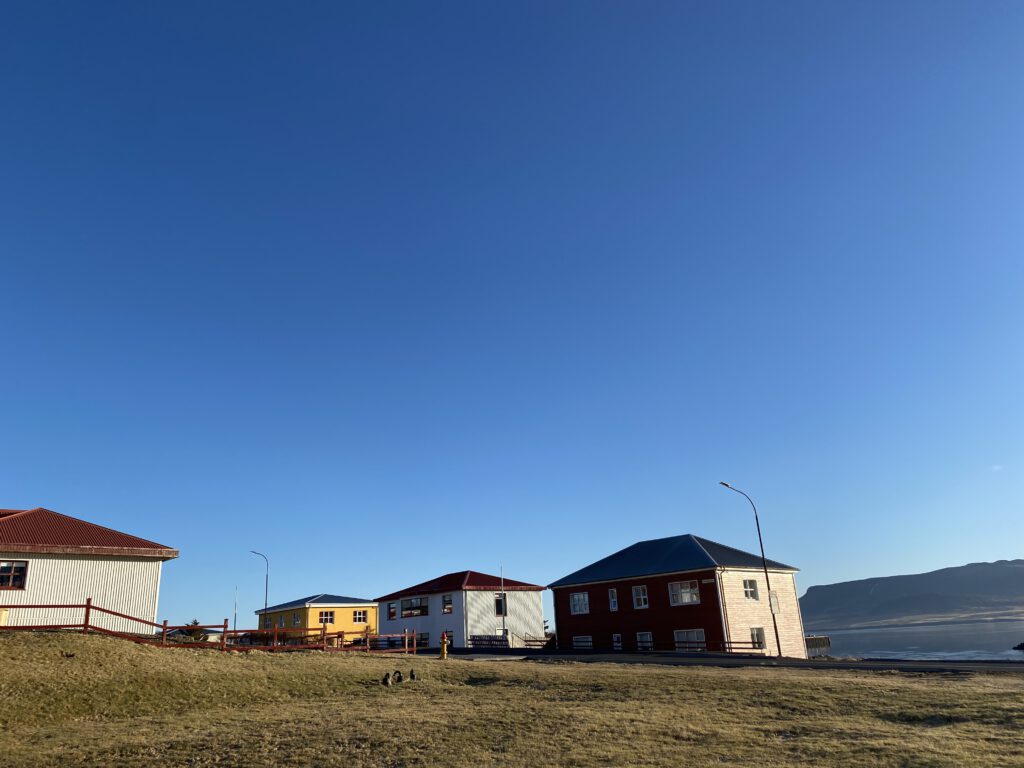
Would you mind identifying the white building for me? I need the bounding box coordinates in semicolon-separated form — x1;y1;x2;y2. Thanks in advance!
376;570;545;649
0;507;179;633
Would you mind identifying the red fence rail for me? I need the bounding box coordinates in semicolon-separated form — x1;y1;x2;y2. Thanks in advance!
0;600;416;654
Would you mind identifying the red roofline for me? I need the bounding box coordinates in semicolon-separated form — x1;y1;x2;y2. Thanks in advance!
375;570;544;602
0;507;179;560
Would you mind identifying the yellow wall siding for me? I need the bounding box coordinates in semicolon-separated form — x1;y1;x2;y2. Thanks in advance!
259;604;378;637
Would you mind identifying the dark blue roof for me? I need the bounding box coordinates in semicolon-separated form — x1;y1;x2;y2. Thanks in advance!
257;593;375;614
548;534;796;588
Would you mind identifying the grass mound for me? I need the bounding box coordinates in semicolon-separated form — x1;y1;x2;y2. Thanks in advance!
2;631;1022;766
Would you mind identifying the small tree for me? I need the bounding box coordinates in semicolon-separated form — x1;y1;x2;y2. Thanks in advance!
185;619;207;642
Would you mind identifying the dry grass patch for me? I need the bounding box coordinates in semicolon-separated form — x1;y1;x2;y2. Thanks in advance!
2;632;1023;766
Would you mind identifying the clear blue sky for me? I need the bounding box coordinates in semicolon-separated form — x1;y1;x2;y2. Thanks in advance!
2;2;1021;627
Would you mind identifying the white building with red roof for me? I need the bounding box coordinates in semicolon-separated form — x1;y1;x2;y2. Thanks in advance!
0;507;179;632
376;570;544;649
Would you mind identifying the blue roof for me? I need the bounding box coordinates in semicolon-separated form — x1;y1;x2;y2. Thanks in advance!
548;534;796;588
256;593;375;614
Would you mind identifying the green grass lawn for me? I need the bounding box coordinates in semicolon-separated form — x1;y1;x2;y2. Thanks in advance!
2;631;1022;766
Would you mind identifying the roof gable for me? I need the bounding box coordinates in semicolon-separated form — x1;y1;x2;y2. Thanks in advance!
548;534;796;588
257;593;376;614
0;508;178;559
375;570;544;602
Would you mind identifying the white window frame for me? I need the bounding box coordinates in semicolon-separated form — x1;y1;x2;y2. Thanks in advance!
743;579;760;600
668;580;700;606
636;631;653;651
353;609;367;623
750;627;766;650
674;628;706;651
608;588;618;612
572;635;593;650
611;633;622;651
569;592;590;615
318;610;335;625
632;585;649;609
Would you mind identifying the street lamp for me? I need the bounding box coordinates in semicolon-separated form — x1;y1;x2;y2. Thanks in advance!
250;550;269;627
719;482;783;658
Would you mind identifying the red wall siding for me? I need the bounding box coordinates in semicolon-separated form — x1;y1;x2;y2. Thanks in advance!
552;569;725;651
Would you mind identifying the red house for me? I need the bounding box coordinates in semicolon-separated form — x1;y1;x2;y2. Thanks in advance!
549;534;807;658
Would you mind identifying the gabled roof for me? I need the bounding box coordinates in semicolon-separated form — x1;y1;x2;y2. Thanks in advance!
0;507;178;559
375;570;544;602
256;593;376;614
548;534;796;588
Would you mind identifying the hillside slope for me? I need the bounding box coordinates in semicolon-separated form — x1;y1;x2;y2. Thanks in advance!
801;559;1024;630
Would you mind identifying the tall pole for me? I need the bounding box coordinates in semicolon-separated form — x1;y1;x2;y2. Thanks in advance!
719;482;783;658
233;585;238;633
500;565;506;639
250;551;269;624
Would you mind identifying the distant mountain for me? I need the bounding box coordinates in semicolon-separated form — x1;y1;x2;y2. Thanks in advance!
800;559;1024;630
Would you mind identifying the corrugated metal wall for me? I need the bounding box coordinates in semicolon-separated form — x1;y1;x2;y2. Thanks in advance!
465;590;544;647
0;553;163;633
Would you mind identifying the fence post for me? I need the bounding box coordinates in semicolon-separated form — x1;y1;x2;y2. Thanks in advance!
82;598;92;635
221;619;229;652
320;623;326;651
162;619;168;646
272;623;278;652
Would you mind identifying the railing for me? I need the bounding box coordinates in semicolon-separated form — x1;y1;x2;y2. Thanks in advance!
0;600;416;654
805;635;831;657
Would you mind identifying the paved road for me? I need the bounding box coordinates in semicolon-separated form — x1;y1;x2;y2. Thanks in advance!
458;651;1024;675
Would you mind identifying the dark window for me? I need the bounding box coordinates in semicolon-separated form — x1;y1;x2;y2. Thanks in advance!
442;594;453;614
416;632;429;648
318;610;335;624
0;560;27;589
401;597;428;618
387;602;396;620
494;592;506;617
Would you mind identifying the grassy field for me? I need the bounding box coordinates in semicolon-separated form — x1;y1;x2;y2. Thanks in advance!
2;632;1023;767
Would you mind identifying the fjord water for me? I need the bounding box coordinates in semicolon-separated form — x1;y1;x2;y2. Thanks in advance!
825;619;1024;660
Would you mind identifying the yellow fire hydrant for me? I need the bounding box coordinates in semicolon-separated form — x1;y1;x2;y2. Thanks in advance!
439;631;448;660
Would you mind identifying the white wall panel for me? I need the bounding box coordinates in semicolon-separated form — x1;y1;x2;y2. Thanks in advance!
0;553;164;633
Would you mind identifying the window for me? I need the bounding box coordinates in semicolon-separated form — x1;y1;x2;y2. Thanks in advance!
277;615;285;628
743;579;760;600
353;610;367;623
612;633;622;651
387;602;397;621
263;616;270;629
318;610;335;625
636;631;653;651
292;612;301;627
442;594;453;614
674;628;706;651
569;592;589;615
0;561;27;589
608;588;618;612
750;627;766;650
668;580;700;606
494;592;506;617
401;597;429;618
416;632;429;648
632;585;649;609
572;636;593;650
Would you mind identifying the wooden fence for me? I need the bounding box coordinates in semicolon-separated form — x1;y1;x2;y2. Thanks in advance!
0;599;416;654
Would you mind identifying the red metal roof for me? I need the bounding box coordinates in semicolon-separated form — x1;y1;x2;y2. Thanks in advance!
375;570;543;602
0;508;178;559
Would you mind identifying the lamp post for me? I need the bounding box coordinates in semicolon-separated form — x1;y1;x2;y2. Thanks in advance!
718;482;783;658
250;550;269;626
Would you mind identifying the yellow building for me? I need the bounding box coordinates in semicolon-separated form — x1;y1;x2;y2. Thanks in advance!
255;593;378;644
